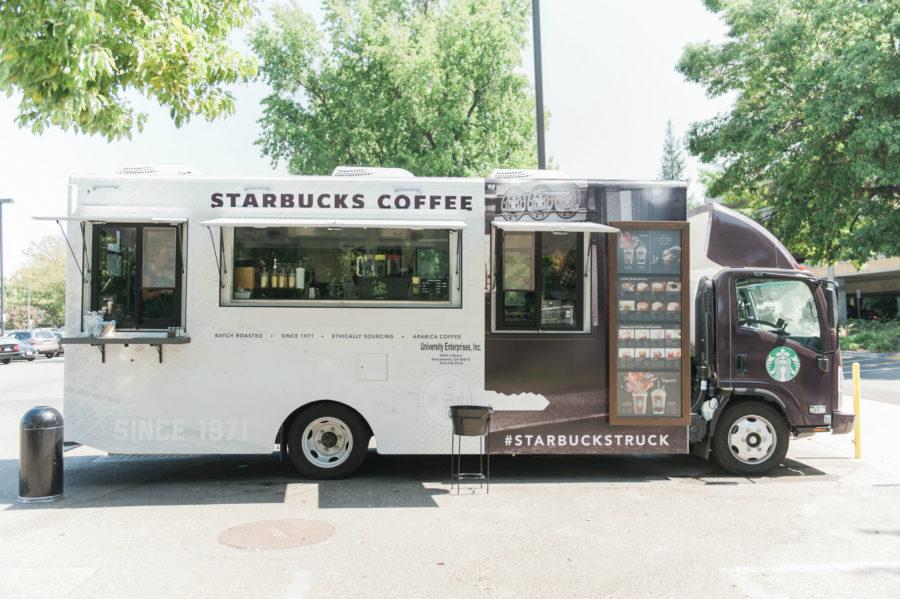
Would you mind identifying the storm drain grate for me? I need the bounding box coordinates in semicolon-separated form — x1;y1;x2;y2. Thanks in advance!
218;519;335;550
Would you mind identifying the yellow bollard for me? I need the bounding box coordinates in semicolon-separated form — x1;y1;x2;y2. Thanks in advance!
853;362;861;459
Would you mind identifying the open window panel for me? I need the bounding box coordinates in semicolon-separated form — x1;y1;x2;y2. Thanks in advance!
84;222;187;331
218;225;463;308
608;221;690;426
490;226;597;334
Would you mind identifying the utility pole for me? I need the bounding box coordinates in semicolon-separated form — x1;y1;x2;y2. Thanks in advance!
0;198;12;337
532;0;546;169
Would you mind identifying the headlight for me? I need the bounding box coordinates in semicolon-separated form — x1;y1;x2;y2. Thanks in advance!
837;361;853;415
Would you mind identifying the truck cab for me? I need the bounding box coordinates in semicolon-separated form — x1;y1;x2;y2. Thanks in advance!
690;204;854;475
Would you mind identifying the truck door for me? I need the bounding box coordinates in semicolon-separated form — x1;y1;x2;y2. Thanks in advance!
720;272;831;425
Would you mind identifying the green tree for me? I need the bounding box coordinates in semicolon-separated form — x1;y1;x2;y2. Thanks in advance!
658;119;686;180
0;1;257;140
677;0;899;264
251;0;538;176
6;236;66;328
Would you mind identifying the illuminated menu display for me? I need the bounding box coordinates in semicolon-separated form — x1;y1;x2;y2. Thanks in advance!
609;223;690;425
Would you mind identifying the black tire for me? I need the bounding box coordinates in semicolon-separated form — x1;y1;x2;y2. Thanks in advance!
45;353;54;359
286;403;370;479
1;359;9;365
27;358;35;362
712;401;789;476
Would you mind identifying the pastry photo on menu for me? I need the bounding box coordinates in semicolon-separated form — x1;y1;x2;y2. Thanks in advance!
635;281;650;293
651;301;664;313
635;329;650;341
619;300;635;312
666;281;681;292
636;301;650;312
619;328;635;340
651;281;665;293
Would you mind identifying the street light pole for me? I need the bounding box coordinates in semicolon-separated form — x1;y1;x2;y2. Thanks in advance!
0;198;12;337
532;0;546;170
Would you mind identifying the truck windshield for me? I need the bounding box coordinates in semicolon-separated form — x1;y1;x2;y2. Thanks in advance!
736;278;821;350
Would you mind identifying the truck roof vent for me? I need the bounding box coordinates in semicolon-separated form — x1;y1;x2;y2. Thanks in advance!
489;168;571;180
117;164;197;176
331;166;415;179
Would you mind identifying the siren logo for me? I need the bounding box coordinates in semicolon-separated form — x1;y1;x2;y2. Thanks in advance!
765;346;801;382
500;183;581;221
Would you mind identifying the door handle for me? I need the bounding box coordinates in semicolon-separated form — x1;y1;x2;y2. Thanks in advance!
736;353;749;376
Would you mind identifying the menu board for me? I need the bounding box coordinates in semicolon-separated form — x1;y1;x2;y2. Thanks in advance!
608;223;690;425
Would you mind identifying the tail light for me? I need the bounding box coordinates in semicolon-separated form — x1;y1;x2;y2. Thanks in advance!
13;344;19;352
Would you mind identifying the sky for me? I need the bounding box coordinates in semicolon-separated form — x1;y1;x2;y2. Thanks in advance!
0;0;730;274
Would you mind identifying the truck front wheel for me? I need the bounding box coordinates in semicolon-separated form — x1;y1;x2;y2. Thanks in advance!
286;404;370;479
712;401;789;476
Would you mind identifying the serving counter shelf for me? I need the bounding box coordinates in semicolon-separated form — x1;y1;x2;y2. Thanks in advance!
60;335;191;364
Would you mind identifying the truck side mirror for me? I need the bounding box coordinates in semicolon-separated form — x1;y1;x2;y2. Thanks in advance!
822;280;839;331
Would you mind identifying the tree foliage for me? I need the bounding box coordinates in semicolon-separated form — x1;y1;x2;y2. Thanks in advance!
0;1;258;140
678;0;899;264
5;236;66;328
659;118;686;180
251;0;538;176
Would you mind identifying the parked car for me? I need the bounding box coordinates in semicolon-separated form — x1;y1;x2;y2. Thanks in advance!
0;337;21;364
12;341;38;361
52;329;65;355
8;329;60;358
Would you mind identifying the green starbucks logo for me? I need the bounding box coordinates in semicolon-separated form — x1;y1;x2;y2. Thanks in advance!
765;346;800;382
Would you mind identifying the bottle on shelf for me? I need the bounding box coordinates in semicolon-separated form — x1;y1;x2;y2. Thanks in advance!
287;265;296;289
260;266;269;288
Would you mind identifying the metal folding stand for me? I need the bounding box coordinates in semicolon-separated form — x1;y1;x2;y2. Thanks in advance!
450;419;490;494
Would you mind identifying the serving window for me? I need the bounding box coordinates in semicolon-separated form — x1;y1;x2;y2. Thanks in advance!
90;223;183;329
227;226;460;306
495;230;584;331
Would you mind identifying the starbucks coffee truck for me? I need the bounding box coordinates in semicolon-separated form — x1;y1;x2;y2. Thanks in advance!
40;166;853;478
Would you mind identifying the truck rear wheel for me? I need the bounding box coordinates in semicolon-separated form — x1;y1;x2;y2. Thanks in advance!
712;401;788;476
286;404;369;479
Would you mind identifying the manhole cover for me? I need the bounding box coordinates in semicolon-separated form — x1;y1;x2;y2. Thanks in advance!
218;519;334;550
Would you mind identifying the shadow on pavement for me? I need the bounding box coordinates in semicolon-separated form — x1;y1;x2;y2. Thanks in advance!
0;451;828;511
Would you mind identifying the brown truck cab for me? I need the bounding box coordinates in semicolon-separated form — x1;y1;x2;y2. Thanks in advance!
689;204;854;474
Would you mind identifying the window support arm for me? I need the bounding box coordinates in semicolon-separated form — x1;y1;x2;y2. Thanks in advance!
55;220;88;284
207;225;226;290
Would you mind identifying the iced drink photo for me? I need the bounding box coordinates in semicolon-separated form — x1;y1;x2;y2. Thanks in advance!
633;392;648;415
651;386;667;415
635;246;647;265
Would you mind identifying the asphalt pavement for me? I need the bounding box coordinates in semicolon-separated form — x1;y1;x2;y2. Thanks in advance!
0;357;899;598
842;351;900;406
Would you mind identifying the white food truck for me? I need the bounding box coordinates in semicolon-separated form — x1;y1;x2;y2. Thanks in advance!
45;166;851;478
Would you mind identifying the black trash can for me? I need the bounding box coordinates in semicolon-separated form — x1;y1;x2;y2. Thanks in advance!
18;406;64;503
449;405;492;436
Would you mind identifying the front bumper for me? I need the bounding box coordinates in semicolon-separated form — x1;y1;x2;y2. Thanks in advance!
831;411;855;435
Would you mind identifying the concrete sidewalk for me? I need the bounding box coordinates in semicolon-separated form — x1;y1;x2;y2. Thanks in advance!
1;359;899;598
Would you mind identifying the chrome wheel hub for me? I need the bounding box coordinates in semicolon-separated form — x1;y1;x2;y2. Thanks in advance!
727;414;777;464
301;417;353;469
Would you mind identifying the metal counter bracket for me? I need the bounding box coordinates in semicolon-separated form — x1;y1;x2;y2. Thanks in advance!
61;336;191;364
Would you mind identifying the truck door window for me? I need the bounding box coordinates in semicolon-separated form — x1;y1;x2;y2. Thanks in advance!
497;230;582;330
735;278;821;350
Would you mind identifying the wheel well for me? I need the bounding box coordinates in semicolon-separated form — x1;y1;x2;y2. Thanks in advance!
721;394;789;428
276;401;374;447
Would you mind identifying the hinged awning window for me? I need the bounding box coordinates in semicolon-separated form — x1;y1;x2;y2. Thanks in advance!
199;217;466;230
34;215;187;224
491;220;618;234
